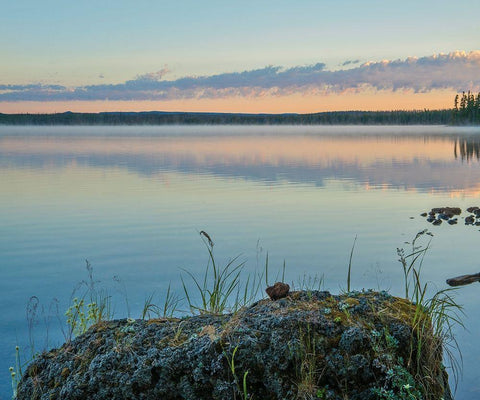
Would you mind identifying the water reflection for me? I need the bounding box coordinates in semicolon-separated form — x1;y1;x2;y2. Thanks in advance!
3;126;480;399
454;137;480;162
1;127;480;193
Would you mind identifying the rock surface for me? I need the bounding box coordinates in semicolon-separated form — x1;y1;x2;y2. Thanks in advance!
265;281;290;300
17;291;452;400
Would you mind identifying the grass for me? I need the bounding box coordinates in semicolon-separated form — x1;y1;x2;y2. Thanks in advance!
294;273;324;293
181;231;270;315
223;345;251;400
141;283;181;319
347;235;357;293
397;229;433;299
396;229;464;399
295;324;322;399
181;233;245;314
65;260;113;341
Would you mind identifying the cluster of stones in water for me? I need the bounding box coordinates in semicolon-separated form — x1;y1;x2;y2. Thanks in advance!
420;206;480;226
464;206;480;225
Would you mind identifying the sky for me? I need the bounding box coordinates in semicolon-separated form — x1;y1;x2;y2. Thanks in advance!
1;0;480;113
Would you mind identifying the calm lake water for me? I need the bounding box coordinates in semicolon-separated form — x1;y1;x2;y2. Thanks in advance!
1;125;480;399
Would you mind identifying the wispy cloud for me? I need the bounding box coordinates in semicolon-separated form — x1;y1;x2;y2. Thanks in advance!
341;59;360;66
134;67;170;82
1;51;479;102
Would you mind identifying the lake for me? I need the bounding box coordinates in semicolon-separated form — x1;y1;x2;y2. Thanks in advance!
1;125;480;399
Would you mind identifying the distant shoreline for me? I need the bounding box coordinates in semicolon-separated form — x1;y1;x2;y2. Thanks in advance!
0;109;463;126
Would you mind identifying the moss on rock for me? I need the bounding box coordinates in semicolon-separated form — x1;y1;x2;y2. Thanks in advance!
16;291;452;400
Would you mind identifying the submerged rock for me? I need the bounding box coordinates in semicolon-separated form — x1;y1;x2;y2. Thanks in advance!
430;207;461;216
418;206;480;229
16;291;452;400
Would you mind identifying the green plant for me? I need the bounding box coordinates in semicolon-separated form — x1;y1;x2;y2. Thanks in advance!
141;284;181;319
371;365;423;400
141;292;158;320
223;345;250;400
65;297;95;337
295;273;324;293
242;370;249;400
339;301;351;320
13;296;66;396
397;230;464;399
315;388;326;399
234;251;272;312
113;274;130;318
181;232;285;315
295;324;325;399
65;261;113;339
9;346;23;400
171;322;186;346
369;327;423;400
409;285;464;397
347;235;357;292
181;231;245;314
397;229;433;299
162;283;181;317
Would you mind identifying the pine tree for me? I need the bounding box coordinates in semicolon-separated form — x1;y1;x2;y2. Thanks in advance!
460;91;466;112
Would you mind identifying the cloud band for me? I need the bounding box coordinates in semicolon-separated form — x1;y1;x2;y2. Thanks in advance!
1;51;479;102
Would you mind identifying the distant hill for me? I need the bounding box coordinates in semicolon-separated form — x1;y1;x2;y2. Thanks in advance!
0;109;454;125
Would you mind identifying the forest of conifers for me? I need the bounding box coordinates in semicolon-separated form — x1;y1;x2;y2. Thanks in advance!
452;91;480;125
0;93;479;125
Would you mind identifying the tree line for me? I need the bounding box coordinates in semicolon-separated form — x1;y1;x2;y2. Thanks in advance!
452;91;480;125
1;93;479;125
0;109;454;125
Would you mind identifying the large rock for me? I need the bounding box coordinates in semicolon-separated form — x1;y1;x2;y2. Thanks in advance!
17;291;452;400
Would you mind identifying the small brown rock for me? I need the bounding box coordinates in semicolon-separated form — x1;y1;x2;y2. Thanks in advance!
266;282;290;300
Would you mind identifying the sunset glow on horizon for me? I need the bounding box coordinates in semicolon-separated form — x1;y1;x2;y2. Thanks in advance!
0;88;460;114
1;1;479;114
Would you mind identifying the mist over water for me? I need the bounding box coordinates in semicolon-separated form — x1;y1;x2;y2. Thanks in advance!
1;125;480;398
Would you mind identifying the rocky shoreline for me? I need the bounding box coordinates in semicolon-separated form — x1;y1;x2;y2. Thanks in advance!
420;206;480;226
17;290;451;400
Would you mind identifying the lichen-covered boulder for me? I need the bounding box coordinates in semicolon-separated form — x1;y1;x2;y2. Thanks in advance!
16;291;452;400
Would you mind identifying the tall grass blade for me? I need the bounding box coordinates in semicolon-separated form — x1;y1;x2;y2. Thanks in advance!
347;235;357;293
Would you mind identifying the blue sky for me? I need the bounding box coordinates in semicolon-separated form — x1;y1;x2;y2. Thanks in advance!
1;0;479;112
